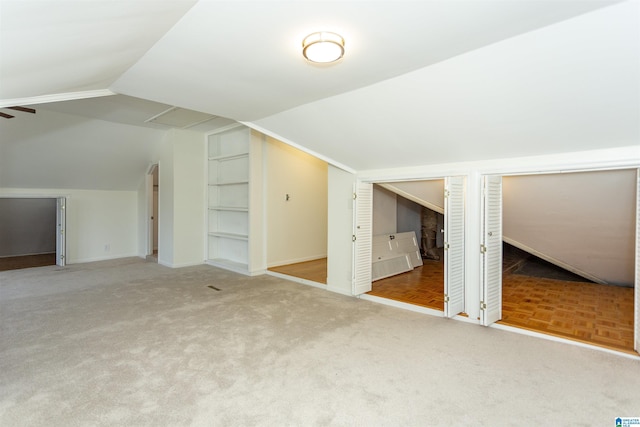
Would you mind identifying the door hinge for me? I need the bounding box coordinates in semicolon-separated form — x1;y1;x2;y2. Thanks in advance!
444;295;450;303
444;189;450;198
480;244;487;254
352;235;356;242
353;192;357;200
480;301;487;311
444;242;450;251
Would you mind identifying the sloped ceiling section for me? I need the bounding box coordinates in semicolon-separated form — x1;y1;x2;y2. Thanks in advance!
0;109;166;191
0;0;197;101
111;0;619;122
1;0;636;182
251;1;639;171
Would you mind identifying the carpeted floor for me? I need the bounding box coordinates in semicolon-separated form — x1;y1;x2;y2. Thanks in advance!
1;258;639;426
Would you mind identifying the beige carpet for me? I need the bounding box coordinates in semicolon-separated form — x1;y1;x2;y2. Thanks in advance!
1;258;638;426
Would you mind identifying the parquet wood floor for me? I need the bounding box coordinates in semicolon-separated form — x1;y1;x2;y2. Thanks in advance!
0;253;56;271
268;258;327;284
266;253;635;352
367;259;444;311
500;273;635;352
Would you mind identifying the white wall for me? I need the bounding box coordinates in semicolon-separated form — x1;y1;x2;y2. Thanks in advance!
152;129;205;268
503;169;636;286
171;129;205;267
374;180;445;243
372;185;396;235
381;180;445;213
265;136;328;266
0;108;165;190
137;176;149;258
156;136;174;266
326;165;356;295
0;188;138;263
396;197;421;246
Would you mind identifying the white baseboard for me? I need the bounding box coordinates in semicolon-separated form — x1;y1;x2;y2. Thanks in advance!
490;323;640;360
267;271;327;290
68;253;138;264
359;294;445;317
157;260;205;269
326;285;355;297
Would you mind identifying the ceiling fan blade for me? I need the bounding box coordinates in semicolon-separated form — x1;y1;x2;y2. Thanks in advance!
8;106;36;114
0;112;15;119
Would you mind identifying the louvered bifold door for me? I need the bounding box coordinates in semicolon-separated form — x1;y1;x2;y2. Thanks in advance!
481;175;502;326
444;176;465;317
635;169;639;353
353;182;373;295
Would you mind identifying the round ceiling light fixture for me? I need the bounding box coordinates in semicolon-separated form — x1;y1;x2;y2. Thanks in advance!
302;31;345;64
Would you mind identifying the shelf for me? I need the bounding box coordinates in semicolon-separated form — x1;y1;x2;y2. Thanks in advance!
208;231;248;241
208;153;249;161
209;206;249;212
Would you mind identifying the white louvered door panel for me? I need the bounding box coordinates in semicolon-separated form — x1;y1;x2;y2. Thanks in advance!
445;176;465;318
635;169;639;353
353;182;373;295
482;175;503;326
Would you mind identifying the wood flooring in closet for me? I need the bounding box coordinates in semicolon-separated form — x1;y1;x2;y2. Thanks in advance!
0;253;56;271
269;255;634;353
268;258;328;284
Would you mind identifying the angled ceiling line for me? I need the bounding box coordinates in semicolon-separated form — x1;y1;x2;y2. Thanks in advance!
0;89;116;109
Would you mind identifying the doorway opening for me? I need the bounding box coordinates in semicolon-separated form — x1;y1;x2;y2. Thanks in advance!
146;164;159;262
264;137;328;286
482;169;637;353
367;184;445;311
359;177;466;318
0;197;66;271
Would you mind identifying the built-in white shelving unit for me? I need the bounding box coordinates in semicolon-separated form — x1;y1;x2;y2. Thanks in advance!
206;125;264;275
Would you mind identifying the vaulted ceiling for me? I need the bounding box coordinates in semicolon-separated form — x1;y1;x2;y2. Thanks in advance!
1;0;638;173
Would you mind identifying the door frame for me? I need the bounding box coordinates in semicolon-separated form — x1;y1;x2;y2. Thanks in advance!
355;176;465;317
480;166;639;354
146;164;158;257
0;194;67;267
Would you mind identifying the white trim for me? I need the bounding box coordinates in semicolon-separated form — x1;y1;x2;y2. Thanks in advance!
491;323;640;360
357;146;640;182
635;168;639;352
0;193;71;199
0;89;115;108
161;260;206;269
359;293;445;317
503;236;606;285
377;182;444;214
205;122;244;136
240;121;356;174
266;270;327;290
69;253;139;264
451;314;481;324
326;285;356;297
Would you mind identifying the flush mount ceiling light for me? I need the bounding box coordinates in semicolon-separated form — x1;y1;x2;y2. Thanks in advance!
302;31;345;64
